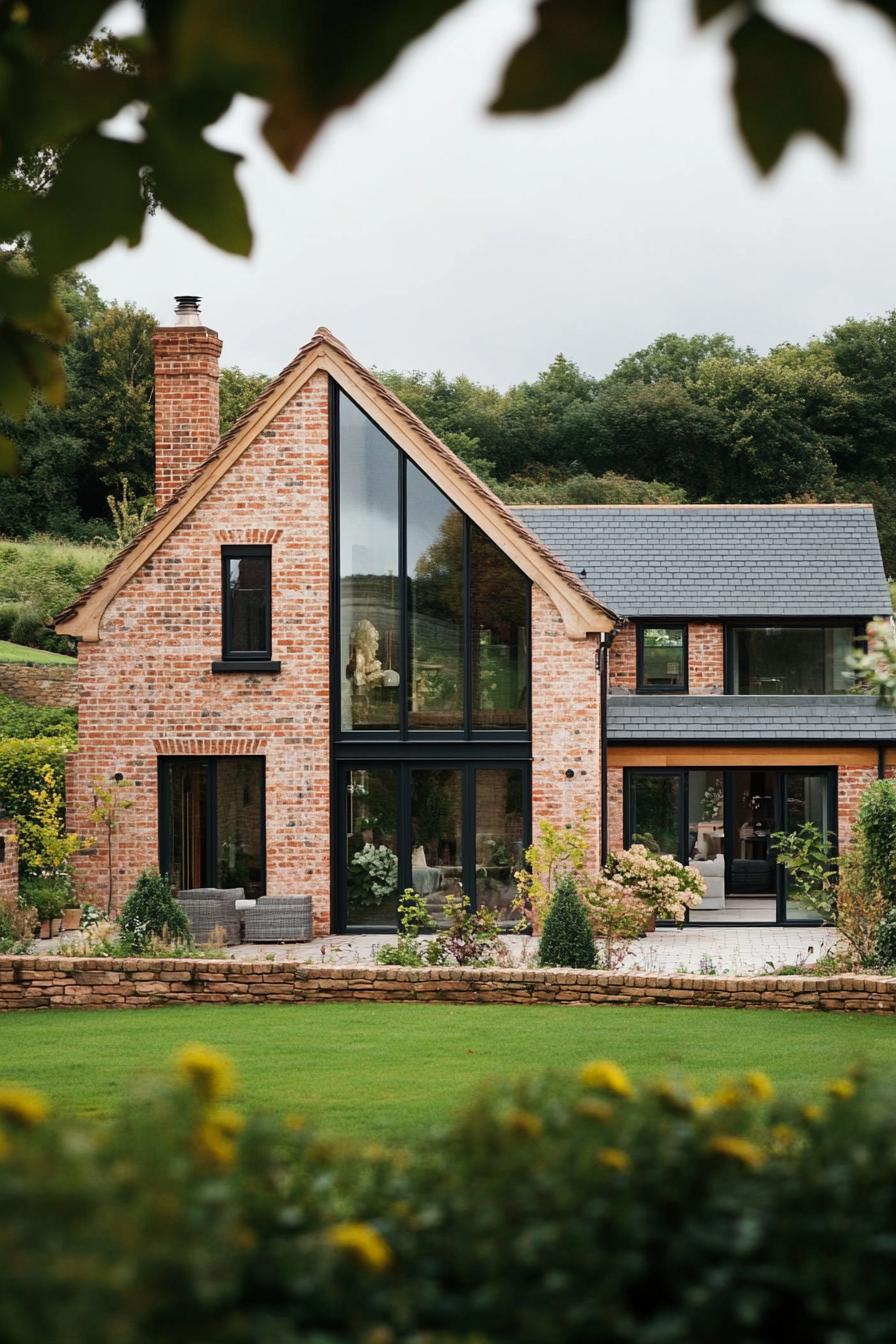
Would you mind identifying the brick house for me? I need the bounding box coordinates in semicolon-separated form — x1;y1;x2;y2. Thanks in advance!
56;301;895;930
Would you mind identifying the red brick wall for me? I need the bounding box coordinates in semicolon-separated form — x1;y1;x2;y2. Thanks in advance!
606;767;624;853
609;625;636;691
531;587;601;877
0;821;17;905
688;623;725;693
153;326;223;508
67;370;332;930
837;765;880;848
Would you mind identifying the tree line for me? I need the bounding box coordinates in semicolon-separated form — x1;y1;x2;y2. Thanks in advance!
1;271;894;573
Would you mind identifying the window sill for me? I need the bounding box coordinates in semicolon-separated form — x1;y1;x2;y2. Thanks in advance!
211;660;281;675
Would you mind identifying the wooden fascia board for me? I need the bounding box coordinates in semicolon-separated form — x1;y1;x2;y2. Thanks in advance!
58;341;612;641
607;745;880;768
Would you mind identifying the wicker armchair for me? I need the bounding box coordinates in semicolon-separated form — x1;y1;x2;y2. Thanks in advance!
243;896;312;943
177;888;244;945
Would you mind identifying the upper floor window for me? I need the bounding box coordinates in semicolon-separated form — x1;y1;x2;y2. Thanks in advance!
730;625;859;695
336;389;530;735
638;625;687;692
221;546;271;660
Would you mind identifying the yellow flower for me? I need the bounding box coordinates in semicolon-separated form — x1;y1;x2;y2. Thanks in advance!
826;1078;856;1101
707;1134;764;1171
579;1060;634;1099
576;1097;613;1121
802;1103;824;1124
174;1044;235;1100
0;1085;49;1128
326;1221;393;1272
207;1105;245;1137
597;1146;631;1172
284;1113;306;1131
744;1071;774;1102
505;1108;544;1138
691;1094;715;1116
711;1083;745;1109
193;1118;238;1168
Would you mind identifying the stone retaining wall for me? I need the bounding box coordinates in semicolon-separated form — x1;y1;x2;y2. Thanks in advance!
2;958;896;1013
0;661;77;708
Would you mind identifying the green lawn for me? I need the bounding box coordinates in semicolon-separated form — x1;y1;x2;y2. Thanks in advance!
0;638;75;664
3;1002;895;1141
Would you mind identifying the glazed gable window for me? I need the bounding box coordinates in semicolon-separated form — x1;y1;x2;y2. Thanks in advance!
221;546;272;660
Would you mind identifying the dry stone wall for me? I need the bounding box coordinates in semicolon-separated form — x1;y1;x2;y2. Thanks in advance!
0;662;77;708
2;957;895;1014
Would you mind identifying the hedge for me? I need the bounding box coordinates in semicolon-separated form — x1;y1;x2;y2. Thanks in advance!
0;693;75;741
0;1050;894;1342
0;735;70;832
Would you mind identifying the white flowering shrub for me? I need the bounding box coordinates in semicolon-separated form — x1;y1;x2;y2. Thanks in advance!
350;843;399;906
603;844;705;923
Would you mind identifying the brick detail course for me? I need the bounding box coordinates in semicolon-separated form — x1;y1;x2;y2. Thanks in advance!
3;956;895;1014
153;325;224;508
214;529;283;545
531;586;601;873
0;662;77;708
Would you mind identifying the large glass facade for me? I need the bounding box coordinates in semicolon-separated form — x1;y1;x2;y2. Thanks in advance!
334;387;531;931
339;395;401;732
160;757;264;899
731;626;857;695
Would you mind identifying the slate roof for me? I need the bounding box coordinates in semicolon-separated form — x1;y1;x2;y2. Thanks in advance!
511;505;892;618
607;694;896;742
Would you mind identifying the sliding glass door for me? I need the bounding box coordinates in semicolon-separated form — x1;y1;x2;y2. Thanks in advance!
159;757;265;899
624;767;832;924
338;761;528;931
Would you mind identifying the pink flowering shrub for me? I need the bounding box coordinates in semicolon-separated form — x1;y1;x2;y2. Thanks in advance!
604;845;705;923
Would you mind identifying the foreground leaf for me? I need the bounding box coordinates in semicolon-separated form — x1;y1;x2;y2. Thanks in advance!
730;12;848;174
491;0;631;112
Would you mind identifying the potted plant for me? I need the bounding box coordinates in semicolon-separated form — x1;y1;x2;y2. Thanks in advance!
22;875;70;938
62;901;83;932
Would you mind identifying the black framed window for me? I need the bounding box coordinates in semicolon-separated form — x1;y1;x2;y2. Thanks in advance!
334;387;531;738
728;624;862;695
158;756;266;899
637;625;687;692
222;546;271;660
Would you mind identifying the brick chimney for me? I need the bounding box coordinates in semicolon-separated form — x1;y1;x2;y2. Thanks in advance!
152;296;223;508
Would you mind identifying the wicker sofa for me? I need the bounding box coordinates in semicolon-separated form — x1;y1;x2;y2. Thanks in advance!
243;896;313;943
177;888;244;945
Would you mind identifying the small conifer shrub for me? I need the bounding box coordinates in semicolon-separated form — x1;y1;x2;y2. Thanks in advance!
537;873;595;969
118;868;192;952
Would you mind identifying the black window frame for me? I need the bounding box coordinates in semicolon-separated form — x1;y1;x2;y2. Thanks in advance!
636;622;688;693
220;544;273;662
723;619;866;696
157;754;266;896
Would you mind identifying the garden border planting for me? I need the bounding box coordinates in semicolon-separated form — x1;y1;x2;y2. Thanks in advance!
2;956;896;1013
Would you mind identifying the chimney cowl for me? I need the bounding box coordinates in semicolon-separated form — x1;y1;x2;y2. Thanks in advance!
174;294;203;326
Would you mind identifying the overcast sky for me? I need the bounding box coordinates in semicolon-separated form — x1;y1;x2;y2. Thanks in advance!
85;0;896;389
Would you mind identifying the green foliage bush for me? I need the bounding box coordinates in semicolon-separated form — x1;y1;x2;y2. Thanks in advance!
0;1050;893;1343
0;692;76;740
538;872;595;968
873;907;896;968
0;736;69;835
858;779;896;906
118;868;192;953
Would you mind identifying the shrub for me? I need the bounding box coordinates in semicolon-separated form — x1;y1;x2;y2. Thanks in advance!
0;694;75;741
584;879;651;969
603;845;705;921
857;779;896;906
118;868;192;953
0;535;111;654
3;1051;896;1343
0;737;71;864
515;811;591;931
874;906;896;968
538;873;595;968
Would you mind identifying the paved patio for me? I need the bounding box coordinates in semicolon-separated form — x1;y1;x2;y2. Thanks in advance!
227;924;839;976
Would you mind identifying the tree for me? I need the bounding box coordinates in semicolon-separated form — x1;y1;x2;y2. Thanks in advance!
604;332;752;387
537;873;595;969
2;0;892;442
220;367;269;433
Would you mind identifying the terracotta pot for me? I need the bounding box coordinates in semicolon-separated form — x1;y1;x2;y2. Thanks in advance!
644;912;657;934
39;921;51;939
50;917;62;937
62;907;82;932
